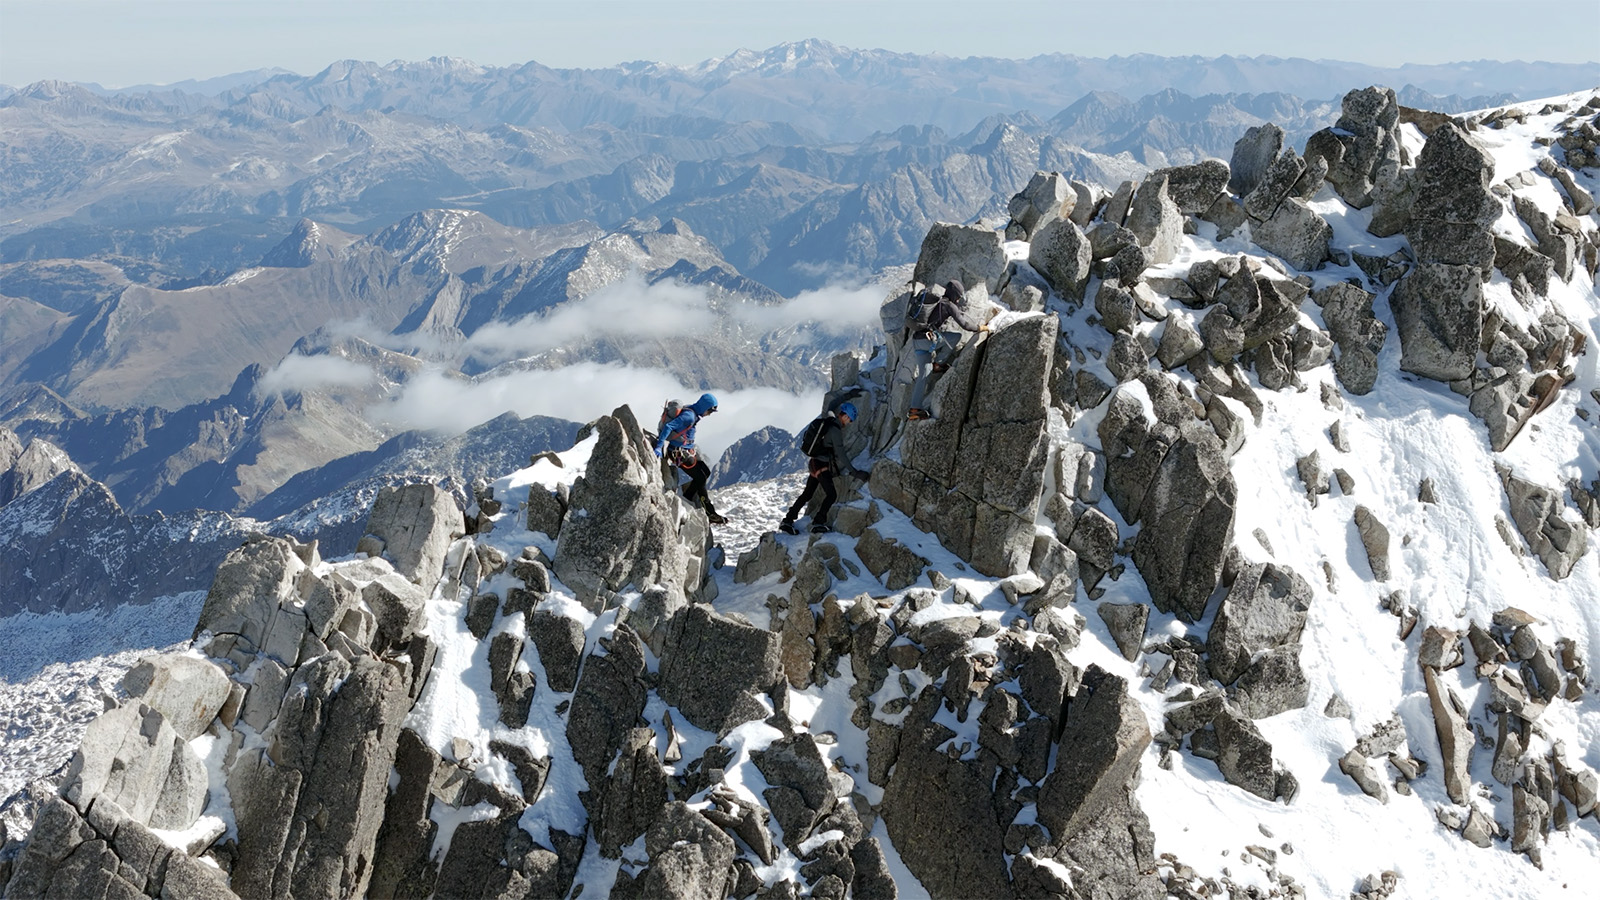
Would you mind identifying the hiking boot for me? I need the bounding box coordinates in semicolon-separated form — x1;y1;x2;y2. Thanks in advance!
907;408;932;421
778;521;799;536
707;511;728;525
810;523;833;534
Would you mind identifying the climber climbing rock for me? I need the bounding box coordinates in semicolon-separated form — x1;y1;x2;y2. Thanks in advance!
653;392;727;524
904;279;990;420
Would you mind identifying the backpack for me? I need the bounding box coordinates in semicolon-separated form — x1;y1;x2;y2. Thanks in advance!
659;399;686;437
880;281;933;336
658;399;699;467
799;416;834;457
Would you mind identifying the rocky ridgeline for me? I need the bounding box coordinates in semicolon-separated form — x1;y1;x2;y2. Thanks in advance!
5;87;1600;899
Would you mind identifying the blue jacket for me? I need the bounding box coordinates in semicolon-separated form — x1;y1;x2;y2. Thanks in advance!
655;395;716;455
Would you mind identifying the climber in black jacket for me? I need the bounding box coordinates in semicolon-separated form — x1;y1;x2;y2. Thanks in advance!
779;394;869;534
905;279;989;420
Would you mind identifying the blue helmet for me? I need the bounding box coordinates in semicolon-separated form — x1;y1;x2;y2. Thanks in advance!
838;401;858;421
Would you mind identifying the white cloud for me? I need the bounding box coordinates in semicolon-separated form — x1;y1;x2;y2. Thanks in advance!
735;282;887;336
370;361;821;460
464;271;718;365
256;353;375;396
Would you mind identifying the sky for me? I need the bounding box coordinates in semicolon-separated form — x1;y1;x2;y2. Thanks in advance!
1;0;1595;88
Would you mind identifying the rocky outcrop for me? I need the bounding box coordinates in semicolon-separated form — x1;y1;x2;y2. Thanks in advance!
1390;263;1484;381
358;483;465;585
552;405;709;610
1303;86;1402;209
1404;122;1499;272
872;315;1055;577
912;222;1007;294
1006;171;1075;241
1098;375;1236;621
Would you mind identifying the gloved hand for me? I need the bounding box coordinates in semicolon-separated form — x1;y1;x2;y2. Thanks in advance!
852;467;872;481
653;445;664;458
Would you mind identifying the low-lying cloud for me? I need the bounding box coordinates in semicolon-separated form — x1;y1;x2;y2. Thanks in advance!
461;270;886;366
371;361;821;460
256;353;376;396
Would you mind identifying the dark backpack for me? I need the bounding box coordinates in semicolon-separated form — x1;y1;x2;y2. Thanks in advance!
799;416;834;457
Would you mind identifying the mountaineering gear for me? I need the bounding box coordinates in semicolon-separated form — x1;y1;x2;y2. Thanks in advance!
810;523;833;534
778;521;799;535
707;510;728;525
838;401;858;422
799;417;833;457
654;393;719;463
881;280;934;337
907;408;932;421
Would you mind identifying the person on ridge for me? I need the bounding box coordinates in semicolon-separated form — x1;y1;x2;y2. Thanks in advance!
654;392;727;524
779;396;869;535
905;279;989;421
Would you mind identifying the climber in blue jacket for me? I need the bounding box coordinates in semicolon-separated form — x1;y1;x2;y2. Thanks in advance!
654;392;727;524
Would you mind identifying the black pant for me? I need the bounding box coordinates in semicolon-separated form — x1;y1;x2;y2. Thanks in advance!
785;460;837;524
680;458;718;515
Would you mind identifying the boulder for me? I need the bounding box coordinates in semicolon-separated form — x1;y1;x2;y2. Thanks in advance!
880;693;1013;900
1501;471;1587;579
913;222;1007;294
752;734;836;851
1229;124;1285;197
596;727;668;858
1068;179;1108;228
1390;263;1483;382
192;535;306;643
1340;750;1390;803
565;625;648;787
1149;159;1230;215
1113;400;1236;622
1126;174;1184;265
1405;122;1499;271
637;802;736;900
1251;198;1331;271
1303;87;1402;209
362;483;464;585
1207;562;1313;685
658;604;782;734
1027;217;1094;304
62;704;179;826
525;486;565;538
1423;666;1474;805
1315;282;1387;395
1213;705;1281;801
1038;667;1151;840
118;654;231;741
528;609;586;693
1230;645;1309;719
1157;315;1205;369
1244;147;1308;221
1353;505;1392;580
1008;171;1075;240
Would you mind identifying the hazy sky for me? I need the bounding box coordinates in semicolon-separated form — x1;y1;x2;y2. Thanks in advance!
2;0;1595;88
